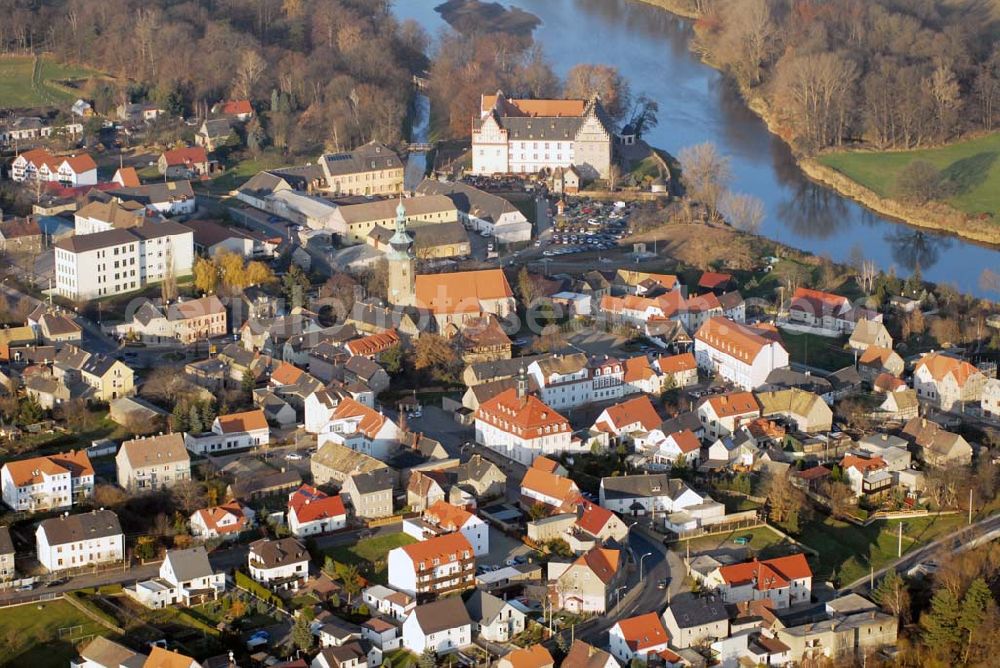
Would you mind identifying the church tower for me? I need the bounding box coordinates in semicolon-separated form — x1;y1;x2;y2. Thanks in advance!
387;197;415;307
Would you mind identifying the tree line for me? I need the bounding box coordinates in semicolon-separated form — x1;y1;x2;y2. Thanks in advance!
693;0;1000;152
0;0;428;155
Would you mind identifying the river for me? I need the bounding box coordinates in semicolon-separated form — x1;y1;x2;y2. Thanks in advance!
392;0;1000;298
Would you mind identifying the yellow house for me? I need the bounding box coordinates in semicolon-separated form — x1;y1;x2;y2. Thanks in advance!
79;355;135;401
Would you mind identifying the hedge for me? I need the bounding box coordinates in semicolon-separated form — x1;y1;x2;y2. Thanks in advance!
235;570;285;610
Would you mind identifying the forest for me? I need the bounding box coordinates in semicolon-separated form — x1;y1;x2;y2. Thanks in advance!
0;0;429;154
690;0;1000;152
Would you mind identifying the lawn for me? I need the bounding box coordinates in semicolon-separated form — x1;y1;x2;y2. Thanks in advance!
0;599;107;667
672;525;793;559
797;512;968;587
818;132;1000;219
324;533;417;585
781;331;854;372
385;648;418;667
0;55;102;109
205;151;290;193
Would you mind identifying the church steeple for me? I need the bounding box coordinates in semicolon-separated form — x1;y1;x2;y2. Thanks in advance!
387;195;415;307
388;194;413;259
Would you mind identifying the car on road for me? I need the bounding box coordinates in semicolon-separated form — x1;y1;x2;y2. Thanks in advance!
285;452;304;461
658;579;668;589
46;577;69;587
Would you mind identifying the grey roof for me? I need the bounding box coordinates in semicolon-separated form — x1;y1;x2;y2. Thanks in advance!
762;368;833;395
229;469;302;497
415;178;523;225
320;142;402;178
81;353;122;377
665;593;728;629
79;636;146;668
54;220;191;253
239;170;291;198
469;377;517;404
455;454;504;485
465;588;515;624
344;355;383;382
0;526;13;555
349;468;396;494
320;616;362;640
249;537;309;569
38;510;122;546
165;546;215;581
828;366;862;390
661;411;703;435
201;118;235;138
466;355;546;383
600;474;692;501
411;596;471;635
110;180;195;206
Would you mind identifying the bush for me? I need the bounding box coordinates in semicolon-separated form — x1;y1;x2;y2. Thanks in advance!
234;570;285;610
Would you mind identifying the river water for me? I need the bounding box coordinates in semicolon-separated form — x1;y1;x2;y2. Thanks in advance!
393;0;1000;298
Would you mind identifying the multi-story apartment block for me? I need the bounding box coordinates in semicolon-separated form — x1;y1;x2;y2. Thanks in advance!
116;433;191;491
36;509;124;572
474;384;580;466
10;148;97;186
387;532;476;600
402;501;490;557
694;317;789;390
54;221;194;300
1;450;94;512
912;352;987;412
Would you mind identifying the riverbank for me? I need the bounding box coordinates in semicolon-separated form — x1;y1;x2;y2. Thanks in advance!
638;0;1000;248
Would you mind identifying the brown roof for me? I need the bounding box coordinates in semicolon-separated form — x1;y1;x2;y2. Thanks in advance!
3;450;93;487
564;641;616;668
119;433;189;468
249;537;309;569
0;217;42;239
216;409;268;433
695;317;780;363
415;269;513;315
161;146;209;167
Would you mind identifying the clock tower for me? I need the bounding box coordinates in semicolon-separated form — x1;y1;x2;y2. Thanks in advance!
387;197;415;307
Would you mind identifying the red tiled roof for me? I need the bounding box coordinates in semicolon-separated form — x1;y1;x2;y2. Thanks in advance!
193;501;250;535
218;100;253;116
216;409;268;433
476;389;570;439
705;391;760;418
840;454;887;473
698;271;733;289
521;468;580;505
288;484;346;523
161;146;208;167
622;355;655;383
414;269;513;315
718;554;812;590
614;612;669;651
271;361;305;386
400;532;473;565
695;317;780;363
576;546;620;584
668;429;701;454
331;397;388;439
657;352;696;374
575;502;615;537
3;450;93;487
531;456;560;473
599;396;661;433
915;352;981;388
789;287;850;317
345;329;399;356
424;500;475;531
501;645;554;668
114;166;141;187
793;465;831;481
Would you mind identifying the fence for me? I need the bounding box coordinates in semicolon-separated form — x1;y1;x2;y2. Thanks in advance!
61;591;126;634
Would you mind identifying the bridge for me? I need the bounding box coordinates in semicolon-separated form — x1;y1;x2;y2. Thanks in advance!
407;143;433;152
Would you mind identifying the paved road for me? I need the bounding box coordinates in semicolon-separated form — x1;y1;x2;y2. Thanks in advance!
0;525;402;607
843;511;1000;593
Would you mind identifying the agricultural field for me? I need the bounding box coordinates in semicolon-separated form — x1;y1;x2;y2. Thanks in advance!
818;133;1000;220
0;55;103;109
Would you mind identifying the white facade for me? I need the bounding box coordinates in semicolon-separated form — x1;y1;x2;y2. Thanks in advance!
983;378;1000;421
184;419;269;455
694;334;788;390
401;612;472;656
36;514;124;573
55;225;194;301
474;414;582;466
287;506;346;537
128;547;225;608
1;458;93;512
527;358;625;410
609;621;671;665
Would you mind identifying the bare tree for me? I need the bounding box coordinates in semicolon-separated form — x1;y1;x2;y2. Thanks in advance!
563;64;631;121
719;191;765;234
860;259;879;295
233;48;267;101
774;51;859;150
717;0;776;86
677;142;731;216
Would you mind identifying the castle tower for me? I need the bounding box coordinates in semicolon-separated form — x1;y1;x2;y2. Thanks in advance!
387;197;415;307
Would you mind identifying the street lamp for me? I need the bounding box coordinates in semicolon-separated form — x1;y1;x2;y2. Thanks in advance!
639;551;653;580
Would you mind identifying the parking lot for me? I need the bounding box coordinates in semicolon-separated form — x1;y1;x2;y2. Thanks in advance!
539;197;637;258
477;527;537;568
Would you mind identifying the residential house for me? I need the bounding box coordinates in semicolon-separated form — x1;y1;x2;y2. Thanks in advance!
563;640;620;668
912;352;987;411
654;352;699;390
37;312;83;344
599;474;705;518
400;596;472;655
475;385;577;466
755;389;833;433
344;330;400;359
343;356;390;394
363;584;415;622
406;470;448;513
983;378;1000;420
211;100;254;121
109;180;198;217
36;509;124;572
362;617;402;653
841;453;892;497
248;537;310;591
115;295;227;345
194;118;236;151
116;433;191;491
662;593;729;649
117;102;164;123
387;532;475;599
0;527;14;580
773;594;897;665
789;288;855;333
465;589;527;643
697;392;761;441
848;319;892;352
184;409;270;455
694;317;789;390
0;217;44;253
73;199;145;235
127;546;225;608
652;429;702;469
310;441;387;487
410;500;489;556
73;636;148;668
287;484;347;537
341;468;396;519
497;646;554;668
189;501;254;540
520;465;582;514
1;450;94;512
453;455;507;500
316;397;402;460
311;643;371;668
704;554;812;609
550;546;623;614
158;146;211;178
593;395;662;444
575;501;629;544
858;346;905;383
454;315;513;364
10;148;97;186
875;388;920;422
901;417;974;467
609;612;671;665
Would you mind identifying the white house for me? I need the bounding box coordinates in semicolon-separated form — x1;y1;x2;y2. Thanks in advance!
36;510;124;572
401;597;473;656
362;584;415;622
912;352;987;412
316;397;402;461
287;485;347;537
527;354;625;410
127;546;225;608
464;589;526;643
387;532;475;598
704;554;812;609
474;385;581;466
983;378;1000;421
248;537;310;591
654;429;702;468
1;450;94;512
184;409;270;455
697;392;761;441
599;474;705;518
694;317;789;390
10;149;96;186
609;612;671;665
402;500;489;556
54;220;194;301
189;501;254;540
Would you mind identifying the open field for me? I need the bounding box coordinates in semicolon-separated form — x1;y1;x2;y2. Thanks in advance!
0;55;102;109
324;533;417;585
781;331;854;372
798;512;968;586
0;599;106;666
672;525;793;559
818;133;1000;221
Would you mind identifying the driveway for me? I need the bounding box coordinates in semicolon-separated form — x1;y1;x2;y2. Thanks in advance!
403;405;473;459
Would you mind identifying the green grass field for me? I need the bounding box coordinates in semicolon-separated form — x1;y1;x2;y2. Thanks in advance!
798;513;968;586
0;599;106;667
324;533;417;585
0;55;102;109
672;525;793;558
781;331;854;372
818;133;1000;219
